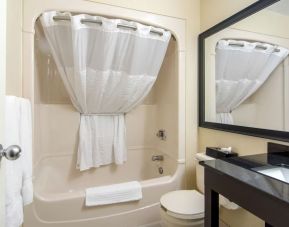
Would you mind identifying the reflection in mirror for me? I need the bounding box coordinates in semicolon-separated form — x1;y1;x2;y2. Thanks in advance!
204;0;289;132
215;40;288;124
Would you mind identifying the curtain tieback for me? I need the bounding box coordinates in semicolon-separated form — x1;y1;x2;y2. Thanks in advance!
80;113;124;116
216;111;231;114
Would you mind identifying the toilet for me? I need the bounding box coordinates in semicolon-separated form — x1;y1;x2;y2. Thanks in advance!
160;190;204;227
160;153;237;227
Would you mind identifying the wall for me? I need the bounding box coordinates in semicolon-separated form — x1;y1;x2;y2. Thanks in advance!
200;1;289;227
200;0;257;31
154;40;179;160
233;8;289;38
6;0;22;96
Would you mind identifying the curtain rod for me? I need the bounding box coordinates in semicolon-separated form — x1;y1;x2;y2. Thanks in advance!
228;43;280;52
53;15;166;37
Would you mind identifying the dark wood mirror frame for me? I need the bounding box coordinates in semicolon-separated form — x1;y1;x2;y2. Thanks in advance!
197;0;289;142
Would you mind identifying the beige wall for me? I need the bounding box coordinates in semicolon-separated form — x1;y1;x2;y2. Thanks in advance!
6;0;22;96
200;0;257;31
233;8;289;39
200;0;289;227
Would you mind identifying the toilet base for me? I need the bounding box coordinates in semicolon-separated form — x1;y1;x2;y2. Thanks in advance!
160;208;204;227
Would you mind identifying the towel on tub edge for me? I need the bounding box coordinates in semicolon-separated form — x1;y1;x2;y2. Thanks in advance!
85;181;142;206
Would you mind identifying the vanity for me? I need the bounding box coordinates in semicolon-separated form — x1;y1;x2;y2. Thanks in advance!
202;143;289;227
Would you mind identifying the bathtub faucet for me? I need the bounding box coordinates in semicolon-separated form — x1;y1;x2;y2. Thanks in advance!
152;155;164;161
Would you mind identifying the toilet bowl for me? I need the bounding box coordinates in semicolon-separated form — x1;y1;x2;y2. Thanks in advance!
160;153;238;226
160;190;204;227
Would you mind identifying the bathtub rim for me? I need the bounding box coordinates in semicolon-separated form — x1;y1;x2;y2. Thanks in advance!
25;163;186;224
32;150;184;202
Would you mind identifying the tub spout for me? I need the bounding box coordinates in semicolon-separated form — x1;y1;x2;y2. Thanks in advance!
152;155;164;161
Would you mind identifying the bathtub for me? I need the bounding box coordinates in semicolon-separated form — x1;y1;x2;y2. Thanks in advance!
24;148;185;227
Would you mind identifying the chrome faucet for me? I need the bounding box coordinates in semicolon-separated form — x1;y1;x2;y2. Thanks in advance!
156;129;166;140
152;155;164;161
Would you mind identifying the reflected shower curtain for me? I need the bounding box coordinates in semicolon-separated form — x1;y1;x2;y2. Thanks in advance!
40;11;171;170
215;40;289;124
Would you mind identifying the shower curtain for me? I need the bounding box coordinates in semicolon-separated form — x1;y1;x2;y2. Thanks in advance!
215;39;289;124
40;11;171;171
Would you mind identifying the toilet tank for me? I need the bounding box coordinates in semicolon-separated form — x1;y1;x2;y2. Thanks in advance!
195;153;214;194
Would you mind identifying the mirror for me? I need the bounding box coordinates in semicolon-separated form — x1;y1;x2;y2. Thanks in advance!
199;0;289;141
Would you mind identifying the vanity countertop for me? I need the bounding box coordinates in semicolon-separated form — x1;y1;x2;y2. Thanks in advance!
201;152;289;204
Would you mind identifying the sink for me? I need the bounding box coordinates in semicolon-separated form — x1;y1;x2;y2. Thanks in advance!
254;166;289;183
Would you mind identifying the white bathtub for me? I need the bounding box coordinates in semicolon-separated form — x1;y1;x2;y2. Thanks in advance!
24;148;185;227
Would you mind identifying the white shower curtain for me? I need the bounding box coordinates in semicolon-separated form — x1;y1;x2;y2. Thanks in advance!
215;39;289;124
40;11;171;170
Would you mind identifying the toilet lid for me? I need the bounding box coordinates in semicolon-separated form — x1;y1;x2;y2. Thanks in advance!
160;190;204;220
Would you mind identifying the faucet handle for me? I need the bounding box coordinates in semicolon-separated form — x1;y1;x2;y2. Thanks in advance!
156;130;166;140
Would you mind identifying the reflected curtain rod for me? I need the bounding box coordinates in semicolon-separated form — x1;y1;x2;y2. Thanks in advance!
228;42;280;52
53;15;169;38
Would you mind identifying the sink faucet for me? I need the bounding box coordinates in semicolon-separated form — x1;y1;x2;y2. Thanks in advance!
152;155;164;161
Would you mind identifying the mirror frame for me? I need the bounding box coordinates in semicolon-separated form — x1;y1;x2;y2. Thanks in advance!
197;0;289;142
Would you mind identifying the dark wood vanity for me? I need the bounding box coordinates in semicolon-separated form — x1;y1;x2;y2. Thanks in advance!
202;143;289;227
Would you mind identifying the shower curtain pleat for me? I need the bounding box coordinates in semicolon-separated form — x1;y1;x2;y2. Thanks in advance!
40;11;171;170
215;39;289;124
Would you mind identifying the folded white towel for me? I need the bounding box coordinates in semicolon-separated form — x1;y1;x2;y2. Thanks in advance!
85;181;142;206
5;96;33;227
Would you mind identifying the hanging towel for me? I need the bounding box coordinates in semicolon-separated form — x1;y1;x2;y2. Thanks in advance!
5;96;33;227
85;181;142;206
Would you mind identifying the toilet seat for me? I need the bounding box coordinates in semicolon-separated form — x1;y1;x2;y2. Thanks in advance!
160;190;204;220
